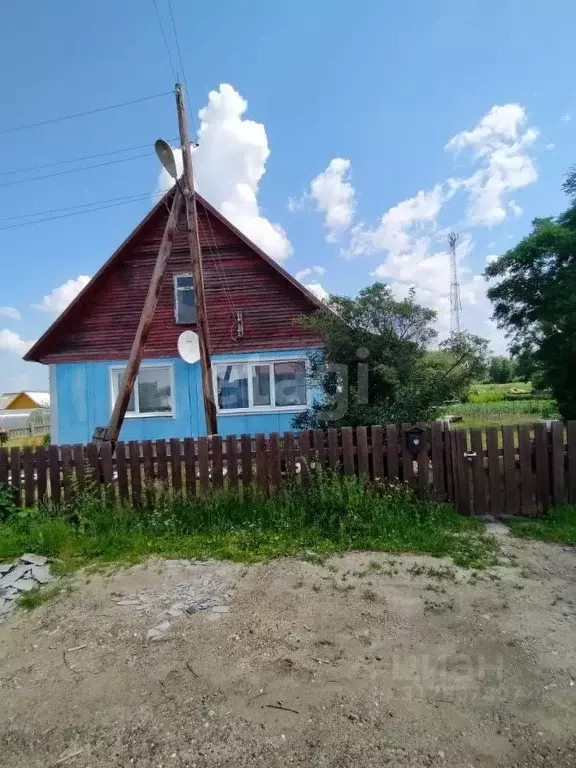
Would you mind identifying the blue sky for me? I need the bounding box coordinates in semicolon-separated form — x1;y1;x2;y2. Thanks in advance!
1;0;574;392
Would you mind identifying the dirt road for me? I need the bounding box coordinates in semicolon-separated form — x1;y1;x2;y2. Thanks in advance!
1;527;575;767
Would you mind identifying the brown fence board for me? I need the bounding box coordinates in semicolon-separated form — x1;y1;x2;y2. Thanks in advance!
284;431;296;478
226;435;238;491
386;425;398;481
269;433;281;490
356;426;369;478
341;427;354;476
0;447;8;488
155;440;168;485
142;441;155;505
85;442;100;489
567;421;576;503
241;434;252;488
48;445;61;505
470;428;487;515
431;422;445;497
183;438;196;497
116;442;129;504
518;425;535;514
371;426;384;480
22;447;35;508
36;446;47;503
60;445;73;501
502;426;519;515
551;420;565;505
417;429;429;495
169;438;182;496
197;437;210;494
142;440;154;482
299;430;311;484
534;423;550;511
455;430;471;516
211;436;224;489
100;441;115;504
486;427;502;516
73;444;85;488
313;428;326;471
327;428;339;472
255;433;268;492
402;426;415;487
128;441;142;506
10;447;21;507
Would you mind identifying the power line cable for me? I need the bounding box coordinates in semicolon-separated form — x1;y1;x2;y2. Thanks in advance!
0;139;179;177
0;195;161;231
166;0;198;140
152;0;179;80
0;151;153;189
0;192;155;222
0;91;172;135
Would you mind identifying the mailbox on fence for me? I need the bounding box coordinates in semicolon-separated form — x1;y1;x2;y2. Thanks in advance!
405;426;425;453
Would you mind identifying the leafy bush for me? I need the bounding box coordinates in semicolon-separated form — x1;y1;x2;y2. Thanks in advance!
0;484;16;523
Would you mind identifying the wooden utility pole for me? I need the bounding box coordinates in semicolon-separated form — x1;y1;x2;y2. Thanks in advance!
98;186;184;443
175;83;218;435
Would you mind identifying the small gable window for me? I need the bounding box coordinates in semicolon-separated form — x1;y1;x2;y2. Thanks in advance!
174;274;196;324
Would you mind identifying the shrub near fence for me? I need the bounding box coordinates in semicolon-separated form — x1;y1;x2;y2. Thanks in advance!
1;422;576;518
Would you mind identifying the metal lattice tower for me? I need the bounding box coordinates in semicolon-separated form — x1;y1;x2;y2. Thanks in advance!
448;231;462;336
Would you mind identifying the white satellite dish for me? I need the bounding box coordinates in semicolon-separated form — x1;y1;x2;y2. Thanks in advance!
178;330;200;364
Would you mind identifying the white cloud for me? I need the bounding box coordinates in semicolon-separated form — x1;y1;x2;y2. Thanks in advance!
561;114;571;123
0;306;21;321
446;104;538;226
296;265;325;281
308;158;355;241
508;200;523;218
544;142;555;151
0;329;35;356
32;275;91;314
348;185;445;258
485;254;499;265
304;282;329;302
159;83;292;262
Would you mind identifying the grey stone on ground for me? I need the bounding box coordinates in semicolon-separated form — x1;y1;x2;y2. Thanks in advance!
31;565;52;584
0;555;55;622
0;564;32;589
20;554;48;567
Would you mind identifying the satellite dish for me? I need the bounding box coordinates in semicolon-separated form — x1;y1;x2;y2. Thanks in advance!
155;139;178;180
178;330;200;364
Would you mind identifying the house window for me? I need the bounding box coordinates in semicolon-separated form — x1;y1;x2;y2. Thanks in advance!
174;274;196;324
215;359;308;412
110;365;174;417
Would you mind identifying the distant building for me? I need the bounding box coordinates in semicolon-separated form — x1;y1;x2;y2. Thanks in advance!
0;391;50;410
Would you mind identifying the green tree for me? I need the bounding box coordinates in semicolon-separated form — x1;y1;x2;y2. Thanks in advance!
486;170;576;419
293;283;488;429
488;356;516;384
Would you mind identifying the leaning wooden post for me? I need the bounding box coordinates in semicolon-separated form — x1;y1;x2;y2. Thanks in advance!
175;83;218;436
96;186;184;443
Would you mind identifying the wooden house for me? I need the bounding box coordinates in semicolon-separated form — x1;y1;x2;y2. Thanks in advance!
25;190;323;444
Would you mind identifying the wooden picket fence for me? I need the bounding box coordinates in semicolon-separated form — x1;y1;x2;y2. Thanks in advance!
1;421;576;516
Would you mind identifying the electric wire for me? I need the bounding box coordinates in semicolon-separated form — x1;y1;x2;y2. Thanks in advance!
0;92;172;135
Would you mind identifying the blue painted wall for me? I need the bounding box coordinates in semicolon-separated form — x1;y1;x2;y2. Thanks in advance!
54;348;318;444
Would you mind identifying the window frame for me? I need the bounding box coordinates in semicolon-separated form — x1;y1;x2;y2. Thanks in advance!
173;273;196;325
213;358;309;415
109;363;176;419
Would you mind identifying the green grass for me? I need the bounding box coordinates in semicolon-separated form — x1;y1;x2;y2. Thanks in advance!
451;413;546;431
0;473;498;570
444;399;557;418
508;505;576;545
18;583;64;611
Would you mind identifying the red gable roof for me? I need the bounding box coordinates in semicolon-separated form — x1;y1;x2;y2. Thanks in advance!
25;189;324;364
